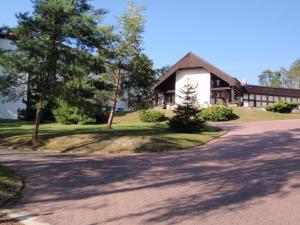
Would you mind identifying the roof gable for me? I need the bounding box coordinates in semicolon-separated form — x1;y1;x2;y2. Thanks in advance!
154;52;241;90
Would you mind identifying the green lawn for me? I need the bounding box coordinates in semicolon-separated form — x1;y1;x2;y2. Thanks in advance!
0;164;21;207
231;107;300;122
0;113;222;153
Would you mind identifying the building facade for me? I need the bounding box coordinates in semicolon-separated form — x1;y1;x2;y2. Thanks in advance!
154;52;300;110
0;28;25;119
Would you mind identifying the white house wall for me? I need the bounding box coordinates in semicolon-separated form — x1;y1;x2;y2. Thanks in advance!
0;38;25;119
175;68;211;106
0;98;24;119
0;38;16;50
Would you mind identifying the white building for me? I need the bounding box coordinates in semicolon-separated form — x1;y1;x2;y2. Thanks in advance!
0;30;25;119
154;52;300;109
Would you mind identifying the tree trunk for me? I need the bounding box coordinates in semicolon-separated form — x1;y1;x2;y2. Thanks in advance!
32;108;42;145
107;70;121;128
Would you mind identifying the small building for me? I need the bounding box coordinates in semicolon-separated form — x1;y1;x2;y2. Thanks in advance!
154;52;300;109
0;28;25;119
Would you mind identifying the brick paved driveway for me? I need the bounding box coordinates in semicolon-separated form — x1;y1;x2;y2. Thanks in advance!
1;120;300;225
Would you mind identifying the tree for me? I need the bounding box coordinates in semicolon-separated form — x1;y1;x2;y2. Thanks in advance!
106;1;145;128
53;75;111;124
258;70;273;86
270;71;282;88
155;65;170;79
0;0;107;144
125;54;156;110
279;67;292;88
168;83;204;133
173;83;199;120
289;59;300;88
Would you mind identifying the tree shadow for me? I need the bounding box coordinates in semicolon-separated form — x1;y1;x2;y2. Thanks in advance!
1;125;300;224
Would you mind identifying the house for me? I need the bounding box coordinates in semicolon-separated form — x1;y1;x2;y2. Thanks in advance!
154;52;300;109
0;28;25;119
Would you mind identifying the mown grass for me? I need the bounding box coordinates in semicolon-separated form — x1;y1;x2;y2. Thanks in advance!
231;107;300;122
0;112;222;153
0;165;21;207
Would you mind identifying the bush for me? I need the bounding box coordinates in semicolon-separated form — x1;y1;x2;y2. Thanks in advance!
168;116;205;133
52;100;108;124
265;101;298;113
139;110;166;123
200;105;235;121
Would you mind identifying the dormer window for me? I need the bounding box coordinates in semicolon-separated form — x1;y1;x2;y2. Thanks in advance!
216;79;221;86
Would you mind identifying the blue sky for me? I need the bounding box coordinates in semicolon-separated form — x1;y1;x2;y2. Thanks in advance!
1;0;300;84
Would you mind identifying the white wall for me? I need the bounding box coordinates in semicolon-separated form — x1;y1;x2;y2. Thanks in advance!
0;38;25;119
0;98;25;119
175;68;211;106
0;38;16;50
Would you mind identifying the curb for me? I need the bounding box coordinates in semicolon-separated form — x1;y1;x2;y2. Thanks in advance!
1;209;50;225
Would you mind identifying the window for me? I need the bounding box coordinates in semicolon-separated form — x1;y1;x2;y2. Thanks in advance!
274;96;279;102
250;94;255;100
256;101;261;107
256;95;261;100
269;96;274;102
279;96;285;102
243;94;248;100
262;95;267;101
286;97;291;102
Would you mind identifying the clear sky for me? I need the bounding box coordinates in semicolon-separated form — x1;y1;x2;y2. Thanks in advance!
1;0;300;84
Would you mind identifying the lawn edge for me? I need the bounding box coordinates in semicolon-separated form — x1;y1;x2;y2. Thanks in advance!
1;165;25;208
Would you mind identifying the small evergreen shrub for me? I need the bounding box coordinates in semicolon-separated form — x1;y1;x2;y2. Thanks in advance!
168;83;205;133
168;116;205;133
53;100;108;124
200;105;235;121
265;101;298;113
139;110;166;123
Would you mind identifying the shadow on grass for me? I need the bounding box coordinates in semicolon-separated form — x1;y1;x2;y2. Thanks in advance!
0;119;223;153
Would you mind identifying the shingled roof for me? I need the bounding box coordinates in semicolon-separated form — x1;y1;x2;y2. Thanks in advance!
154;52;242;90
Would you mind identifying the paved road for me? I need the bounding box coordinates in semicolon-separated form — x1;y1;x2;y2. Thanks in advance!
1;120;300;225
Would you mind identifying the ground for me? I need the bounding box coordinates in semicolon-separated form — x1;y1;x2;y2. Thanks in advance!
1;108;300;153
1;119;300;225
0;165;22;207
232;107;300;122
0;111;222;153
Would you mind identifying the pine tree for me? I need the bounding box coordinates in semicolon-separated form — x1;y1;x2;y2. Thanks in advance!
168;83;204;133
173;83;199;120
0;0;107;144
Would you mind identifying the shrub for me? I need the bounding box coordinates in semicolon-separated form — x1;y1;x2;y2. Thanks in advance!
53;100;108;124
200;105;235;121
168;116;205;133
168;83;205;133
265;101;298;113
139;110;166;123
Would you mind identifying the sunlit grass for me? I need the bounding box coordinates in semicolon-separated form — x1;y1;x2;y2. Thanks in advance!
0;112;222;153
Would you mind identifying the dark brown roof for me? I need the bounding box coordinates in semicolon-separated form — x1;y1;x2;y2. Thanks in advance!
0;27;16;40
154;52;242;90
244;85;300;98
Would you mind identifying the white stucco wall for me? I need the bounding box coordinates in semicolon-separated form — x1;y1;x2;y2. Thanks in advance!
0;38;25;119
0;38;16;50
175;68;211;106
0;98;24;119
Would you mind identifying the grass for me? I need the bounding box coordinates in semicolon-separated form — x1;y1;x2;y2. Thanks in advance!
0;112;222;153
0;164;21;207
230;107;300;122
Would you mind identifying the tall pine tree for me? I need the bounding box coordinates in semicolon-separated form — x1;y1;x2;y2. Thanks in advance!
0;0;107;144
